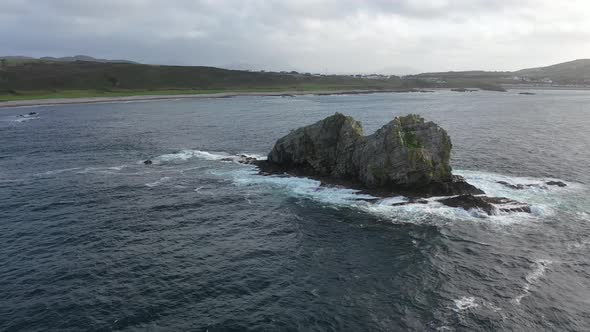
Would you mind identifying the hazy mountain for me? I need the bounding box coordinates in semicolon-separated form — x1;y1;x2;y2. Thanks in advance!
0;56;37;61
0;55;137;64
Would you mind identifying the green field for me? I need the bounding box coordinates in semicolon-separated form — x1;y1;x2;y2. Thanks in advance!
0;60;521;102
0;61;408;101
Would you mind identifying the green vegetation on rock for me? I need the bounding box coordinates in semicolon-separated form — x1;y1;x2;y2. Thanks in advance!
402;128;422;149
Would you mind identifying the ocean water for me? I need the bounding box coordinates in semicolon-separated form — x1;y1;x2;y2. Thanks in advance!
1;90;589;331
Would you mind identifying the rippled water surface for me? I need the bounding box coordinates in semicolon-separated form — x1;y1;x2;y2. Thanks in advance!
1;90;590;331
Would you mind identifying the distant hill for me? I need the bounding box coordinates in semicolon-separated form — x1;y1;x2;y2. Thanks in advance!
514;59;590;83
0;56;37;62
1;57;589;99
407;59;590;86
412;70;509;79
0;61;402;94
0;55;137;64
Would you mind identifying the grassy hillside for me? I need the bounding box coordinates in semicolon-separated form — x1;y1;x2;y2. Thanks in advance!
2;58;589;101
514;59;590;83
404;71;508;91
0;61;404;100
410;59;590;86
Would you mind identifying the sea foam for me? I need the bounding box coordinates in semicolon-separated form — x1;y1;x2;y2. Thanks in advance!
152;149;266;164
512;259;552;305
187;150;583;224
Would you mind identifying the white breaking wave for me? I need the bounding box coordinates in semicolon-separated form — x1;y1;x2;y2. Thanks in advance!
231;168;376;205
159;150;584;224
154;150;232;163
224;168;537;224
376;196;409;205
146;177;171;187
453;296;479;311
13;116;40;123
454;169;586;218
456;169;581;196
211;163;583;224
512;259;552;305
5;113;41;123
152;149;267;164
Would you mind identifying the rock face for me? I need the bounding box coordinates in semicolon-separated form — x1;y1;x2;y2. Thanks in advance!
353;114;452;188
267;113;475;195
268;112;363;179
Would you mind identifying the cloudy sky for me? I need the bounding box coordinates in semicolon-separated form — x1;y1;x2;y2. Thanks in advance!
2;0;589;74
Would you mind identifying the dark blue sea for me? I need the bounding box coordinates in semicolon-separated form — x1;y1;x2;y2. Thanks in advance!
1;90;589;331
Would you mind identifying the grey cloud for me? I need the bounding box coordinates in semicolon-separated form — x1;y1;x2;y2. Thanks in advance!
1;0;589;73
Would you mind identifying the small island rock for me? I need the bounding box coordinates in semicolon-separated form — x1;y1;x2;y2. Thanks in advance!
264;113;481;196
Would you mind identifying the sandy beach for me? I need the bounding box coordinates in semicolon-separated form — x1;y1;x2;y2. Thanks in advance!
0;89;404;109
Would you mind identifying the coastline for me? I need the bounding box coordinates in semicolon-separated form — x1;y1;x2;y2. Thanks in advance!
3;86;589;109
0;89;406;109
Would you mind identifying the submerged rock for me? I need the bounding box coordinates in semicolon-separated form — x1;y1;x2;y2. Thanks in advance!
496;180;566;190
546;180;567;187
224;154;262;165
265;113;479;196
439;195;531;215
497;180;534;190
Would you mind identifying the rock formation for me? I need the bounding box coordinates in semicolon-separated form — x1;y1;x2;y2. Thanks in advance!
265;113;481;196
244;113;533;215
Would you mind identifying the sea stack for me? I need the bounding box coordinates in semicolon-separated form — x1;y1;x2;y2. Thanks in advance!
264;113;481;196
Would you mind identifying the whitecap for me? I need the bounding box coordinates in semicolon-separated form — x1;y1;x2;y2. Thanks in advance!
453;296;479;311
231;168;376;206
152;149;268;164
375;196;409;205
153;149;232;163
455;169;582;196
239;153;268;160
189;150;585;224
215;167;568;224
107;165;127;171
146;177;172;187
10;113;41;123
512;259;552;305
